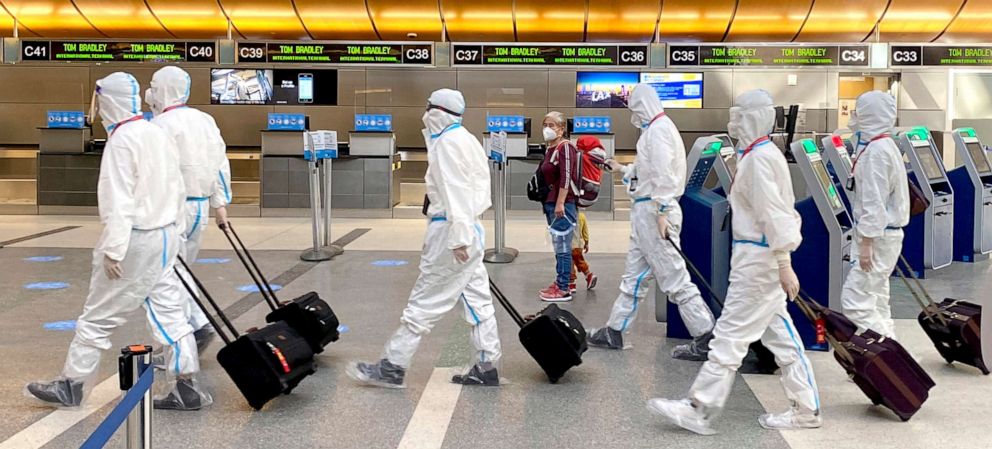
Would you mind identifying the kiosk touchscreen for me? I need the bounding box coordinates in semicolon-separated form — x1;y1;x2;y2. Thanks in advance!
897;127;955;275
948;128;992;261
791;138;855;348
656;135;733;339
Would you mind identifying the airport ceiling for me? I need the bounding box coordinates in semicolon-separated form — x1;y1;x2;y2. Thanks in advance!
0;0;988;42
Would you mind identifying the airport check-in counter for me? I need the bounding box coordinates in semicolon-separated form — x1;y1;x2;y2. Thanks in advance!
261;130;310;215
333;131;401;211
36;127;98;214
0;148;39;214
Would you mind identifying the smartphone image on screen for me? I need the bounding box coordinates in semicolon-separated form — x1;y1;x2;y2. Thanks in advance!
298;73;314;104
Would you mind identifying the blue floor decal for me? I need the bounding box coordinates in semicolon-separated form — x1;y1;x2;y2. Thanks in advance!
196;258;231;264
237;284;283;293
24;282;70;290
371;260;409;267
43;320;77;331
337;324;349;334
23;256;63;262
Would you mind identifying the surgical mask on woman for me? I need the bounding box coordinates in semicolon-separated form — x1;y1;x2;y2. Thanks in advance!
543;126;559;142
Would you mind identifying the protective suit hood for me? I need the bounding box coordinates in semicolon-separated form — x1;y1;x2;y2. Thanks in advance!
728;89;775;150
146;66;191;116
95;72;142;131
628;83;665;128
423;88;465;137
851;90;896;140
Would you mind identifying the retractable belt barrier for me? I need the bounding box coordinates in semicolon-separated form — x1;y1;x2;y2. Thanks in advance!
80;345;154;449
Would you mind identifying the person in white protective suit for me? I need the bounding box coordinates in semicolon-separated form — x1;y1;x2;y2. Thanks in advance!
647;89;821;434
586;83;715;361
346;88;502;388
145;66;232;354
840;91;908;339
26;72;211;411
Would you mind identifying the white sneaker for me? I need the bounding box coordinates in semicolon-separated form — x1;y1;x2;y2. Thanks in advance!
647;398;717;436
758;406;822;430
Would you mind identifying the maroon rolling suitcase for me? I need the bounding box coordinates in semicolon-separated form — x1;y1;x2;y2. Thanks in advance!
795;294;935;421
895;255;988;375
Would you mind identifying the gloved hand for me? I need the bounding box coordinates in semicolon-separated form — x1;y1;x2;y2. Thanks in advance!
605;159;623;172
656;214;670;239
583;241;590;254
859;237;874;272
215;206;228;229
453;246;469;264
103;255;123;280
775;251;799;300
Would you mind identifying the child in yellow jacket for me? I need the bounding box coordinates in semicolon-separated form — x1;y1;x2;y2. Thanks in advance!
569;211;598;293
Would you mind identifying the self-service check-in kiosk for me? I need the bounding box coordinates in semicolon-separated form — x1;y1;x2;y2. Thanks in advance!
897;127;954;275
948;128;992;262
657;135;734;339
821;133;856;212
792;138;855;348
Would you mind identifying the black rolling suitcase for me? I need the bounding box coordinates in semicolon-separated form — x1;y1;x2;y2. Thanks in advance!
895;255;988;375
221;222;340;354
174;257;316;410
794;293;934;421
489;280;586;383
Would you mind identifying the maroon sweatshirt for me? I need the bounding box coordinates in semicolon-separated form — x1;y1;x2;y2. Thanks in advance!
539;140;578;204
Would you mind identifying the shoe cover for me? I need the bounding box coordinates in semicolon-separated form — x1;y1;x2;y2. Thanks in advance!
24;377;85;408
153;377;212;411
586;327;626;350
672;332;713;361
451;362;502;386
193;326;217;353
345;359;407;389
758;405;822;430
646;398;717;436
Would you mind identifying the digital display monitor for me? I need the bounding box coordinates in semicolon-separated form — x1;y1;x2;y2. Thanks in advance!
575;72;638;108
211;69;336;105
915;147;945;180
639;73;703;108
813;160;844;209
965;142;992;174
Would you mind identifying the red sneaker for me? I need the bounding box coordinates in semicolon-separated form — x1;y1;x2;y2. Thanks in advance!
539;282;557;295
585;272;598;290
568;283;577;294
539;285;573;302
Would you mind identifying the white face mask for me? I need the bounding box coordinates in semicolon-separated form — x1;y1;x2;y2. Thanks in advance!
542;126;558;142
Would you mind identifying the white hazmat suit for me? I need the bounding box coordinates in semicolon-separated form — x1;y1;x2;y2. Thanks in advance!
647;90;821;434
147;66;232;335
587;84;715;357
840;91;908;339
27;73;209;410
347;89;502;388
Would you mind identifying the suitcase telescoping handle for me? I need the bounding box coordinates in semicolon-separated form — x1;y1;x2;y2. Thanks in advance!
488;279;526;328
174;256;240;345
220;222;281;312
893;255;949;327
792;291;855;364
665;235;727;307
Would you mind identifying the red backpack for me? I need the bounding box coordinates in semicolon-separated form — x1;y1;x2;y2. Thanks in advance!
574;141;606;208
